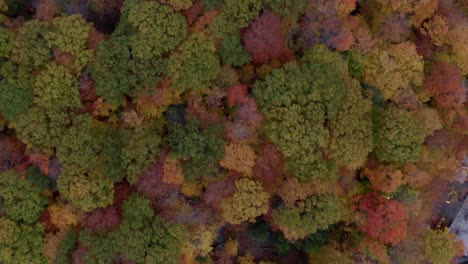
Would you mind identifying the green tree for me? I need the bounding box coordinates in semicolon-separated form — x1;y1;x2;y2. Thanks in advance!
54;231;77;264
0;27;12;58
10;20;52;70
13;107;69;153
122;121;163;184
262;0;307;20
167;32;220;92
80;194;186;263
125;1;187;59
329;79;373;168
57;164;114;212
220;178;270;225
209;0;262;36
0;62;32;121
45;14;92;72
220;33;251;67
90;36;165;106
0;169;48;224
57;115;105;170
373;107;425;163
0;217;47;264
169;120;225;181
254;45;361;182
272;193;343;241
32;62;81;111
424;229;459;264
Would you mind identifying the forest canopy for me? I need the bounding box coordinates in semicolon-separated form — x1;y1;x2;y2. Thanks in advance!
0;0;466;263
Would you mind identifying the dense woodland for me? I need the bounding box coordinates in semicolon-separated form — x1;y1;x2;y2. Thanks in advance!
0;0;467;263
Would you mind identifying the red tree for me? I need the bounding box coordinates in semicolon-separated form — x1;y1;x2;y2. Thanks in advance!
0;136;26;173
353;192;408;245
226;84;248;108
253;141;284;193
81;206;122;232
424;62;465;112
242;10;294;65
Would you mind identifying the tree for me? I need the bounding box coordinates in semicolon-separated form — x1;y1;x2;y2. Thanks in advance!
423;62;465;113
13;107;67;153
56;115;99;161
160;0;193;11
421;15;448;46
32;62;81;111
373;107;425;164
221;178;270;225
209;0;262;36
90;36;165;106
169;120;225;180
0;135;25;172
0;62;33;121
81;206;122;232
242;10;294;65
254;45;366;182
0;26;12;58
47;203;80;231
10;19;52;70
297;0;354;52
353;192;408;245
167;32;220;92
364;164;404;193
362;42;424;100
57;164;114;212
219;143;256;177
0;217;47;264
225;97;263;144
220;33;252;67
118;0;187;59
423;228;460;264
80;194;186;264
272;193;343;241
0;169;48;224
328;79;373;169
262;0;307;21
121;121;163;184
45;14;92;72
253;141;283;192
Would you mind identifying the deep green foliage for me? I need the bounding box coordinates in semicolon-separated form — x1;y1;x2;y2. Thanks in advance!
80;195;186;263
202;0;224;11
0;170;48;224
13;107;69;153
167;32;220;92
54;231;77;264
170;121;225;180
374;107;425;163
0;27;12;58
329;79;373;168
272;193;342;240
122;122;163;184
57;115;104;169
0;62;32;121
90;36;165;106
253;45;368;181
220;33;251;66
262;0;307;20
